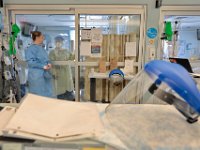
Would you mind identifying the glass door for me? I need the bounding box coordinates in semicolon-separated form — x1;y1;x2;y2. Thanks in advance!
159;7;200;75
10;6;145;102
12;11;76;101
159;7;200;61
161;15;200;60
77;9;145;102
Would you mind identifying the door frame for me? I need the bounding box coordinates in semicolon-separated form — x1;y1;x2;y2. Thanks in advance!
6;4;146;101
158;6;200;59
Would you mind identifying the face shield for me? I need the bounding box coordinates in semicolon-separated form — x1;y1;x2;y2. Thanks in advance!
54;36;64;49
105;60;200;149
109;69;124;86
107;60;200;121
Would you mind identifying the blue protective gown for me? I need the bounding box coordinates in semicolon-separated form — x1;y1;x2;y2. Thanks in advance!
25;44;53;97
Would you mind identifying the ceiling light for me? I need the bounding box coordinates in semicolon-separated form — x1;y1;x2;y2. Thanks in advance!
59;33;68;36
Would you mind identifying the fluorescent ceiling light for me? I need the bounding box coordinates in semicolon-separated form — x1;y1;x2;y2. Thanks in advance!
59;33;68;36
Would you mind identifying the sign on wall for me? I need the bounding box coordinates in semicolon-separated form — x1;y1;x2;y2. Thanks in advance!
147;27;158;39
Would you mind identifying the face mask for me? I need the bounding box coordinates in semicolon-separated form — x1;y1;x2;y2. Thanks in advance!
56;42;63;49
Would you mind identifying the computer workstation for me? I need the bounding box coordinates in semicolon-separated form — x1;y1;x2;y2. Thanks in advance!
169;58;200;78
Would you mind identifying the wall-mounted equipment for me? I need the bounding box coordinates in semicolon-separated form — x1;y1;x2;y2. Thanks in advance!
20;22;37;37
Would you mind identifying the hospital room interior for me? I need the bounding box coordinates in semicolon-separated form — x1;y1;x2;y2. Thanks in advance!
14;14;142;102
1;1;200;150
14;14;200;102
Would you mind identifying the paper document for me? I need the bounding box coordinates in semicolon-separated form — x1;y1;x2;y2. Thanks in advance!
125;42;137;57
91;28;103;43
81;29;91;40
80;42;91;56
91;42;102;57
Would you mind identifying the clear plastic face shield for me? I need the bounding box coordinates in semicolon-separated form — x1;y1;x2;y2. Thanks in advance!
107;70;160;105
105;60;200;149
109;69;125;86
110;74;124;86
106;61;200;121
55;36;64;49
55;41;63;49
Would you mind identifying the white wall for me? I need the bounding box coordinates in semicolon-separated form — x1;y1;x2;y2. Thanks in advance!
4;0;200;61
178;29;200;59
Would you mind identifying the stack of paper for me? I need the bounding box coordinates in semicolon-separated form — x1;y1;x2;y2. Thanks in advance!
0;94;104;142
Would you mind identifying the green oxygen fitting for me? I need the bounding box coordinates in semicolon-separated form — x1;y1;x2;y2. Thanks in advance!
8;23;20;56
165;21;173;41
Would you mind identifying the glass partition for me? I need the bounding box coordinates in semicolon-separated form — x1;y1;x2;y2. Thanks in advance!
79;14;142;102
162;15;200;60
15;14;75;100
11;6;145;102
79;14;141;62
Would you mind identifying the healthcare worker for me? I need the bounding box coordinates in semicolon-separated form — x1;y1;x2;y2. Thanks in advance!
49;36;74;100
25;31;53;97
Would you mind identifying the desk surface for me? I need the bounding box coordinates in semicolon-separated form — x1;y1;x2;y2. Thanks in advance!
88;72;135;80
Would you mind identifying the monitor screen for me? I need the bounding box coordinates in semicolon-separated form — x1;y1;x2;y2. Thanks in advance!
169;58;193;73
21;22;37;37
